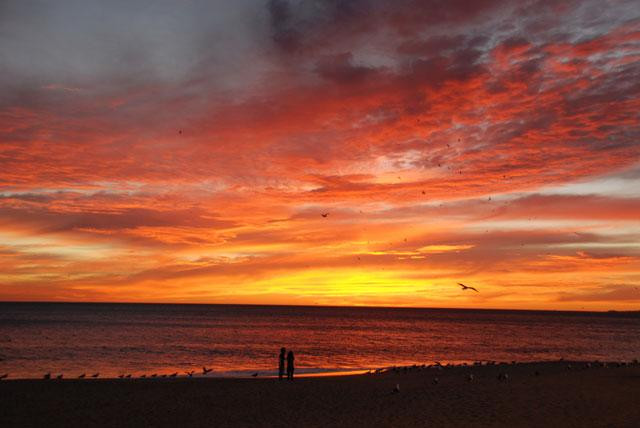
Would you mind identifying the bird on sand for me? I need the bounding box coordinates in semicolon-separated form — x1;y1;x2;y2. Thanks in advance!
203;366;213;375
170;372;177;378
0;373;7;380
118;374;124;379
392;383;400;393
78;373;85;379
185;371;195;377
56;374;63;380
251;372;258;377
433;377;439;384
140;374;147;378
151;374;158;378
125;374;131;378
458;282;479;292
321;213;329;218
44;373;51;380
91;373;99;378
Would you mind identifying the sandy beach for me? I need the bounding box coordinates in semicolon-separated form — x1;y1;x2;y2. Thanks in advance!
1;361;639;427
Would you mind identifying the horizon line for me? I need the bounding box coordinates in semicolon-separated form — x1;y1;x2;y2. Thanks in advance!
1;300;638;314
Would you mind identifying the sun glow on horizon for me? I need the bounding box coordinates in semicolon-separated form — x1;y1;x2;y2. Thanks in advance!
1;0;639;310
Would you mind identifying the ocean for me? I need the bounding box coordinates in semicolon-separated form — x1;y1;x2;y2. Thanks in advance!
1;302;639;379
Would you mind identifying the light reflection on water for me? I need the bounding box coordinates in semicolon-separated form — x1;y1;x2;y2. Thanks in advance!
1;303;639;379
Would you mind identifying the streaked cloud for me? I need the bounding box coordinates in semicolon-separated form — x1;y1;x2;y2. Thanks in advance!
1;0;639;309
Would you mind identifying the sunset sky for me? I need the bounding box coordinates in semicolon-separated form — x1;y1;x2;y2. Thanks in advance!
1;0;639;310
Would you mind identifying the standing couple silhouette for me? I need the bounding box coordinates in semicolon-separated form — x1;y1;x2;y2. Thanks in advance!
278;347;295;380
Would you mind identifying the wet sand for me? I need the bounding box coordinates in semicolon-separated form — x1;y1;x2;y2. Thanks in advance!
1;361;639;427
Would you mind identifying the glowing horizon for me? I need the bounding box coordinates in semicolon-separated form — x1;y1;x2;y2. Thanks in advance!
1;0;639;310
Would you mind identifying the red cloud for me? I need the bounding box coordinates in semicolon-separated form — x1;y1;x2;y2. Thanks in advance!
1;2;639;308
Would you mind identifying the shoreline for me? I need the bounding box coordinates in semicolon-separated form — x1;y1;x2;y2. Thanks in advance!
0;368;369;381
2;360;639;427
2;359;637;381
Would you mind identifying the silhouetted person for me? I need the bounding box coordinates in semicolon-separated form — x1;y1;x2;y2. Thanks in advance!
287;350;295;380
279;347;286;380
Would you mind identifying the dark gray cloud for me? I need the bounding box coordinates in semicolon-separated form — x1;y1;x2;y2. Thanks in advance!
0;0;268;94
314;52;383;84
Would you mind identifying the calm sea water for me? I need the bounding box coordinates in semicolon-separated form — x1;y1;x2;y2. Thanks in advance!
1;303;639;379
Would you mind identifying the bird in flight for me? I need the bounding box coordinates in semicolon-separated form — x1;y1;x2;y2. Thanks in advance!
251;372;258;377
78;373;85;379
321;213;329;218
91;373;99;378
203;366;213;375
458;282;479;292
0;373;7;380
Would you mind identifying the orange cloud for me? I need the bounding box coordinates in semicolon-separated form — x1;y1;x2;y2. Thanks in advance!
1;1;639;310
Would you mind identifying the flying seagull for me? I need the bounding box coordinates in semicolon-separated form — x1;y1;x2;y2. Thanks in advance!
321;213;329;218
458;282;479;292
203;366;213;375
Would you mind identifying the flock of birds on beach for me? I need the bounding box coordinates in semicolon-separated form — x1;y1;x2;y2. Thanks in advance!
380;359;640;394
0;366;219;381
1;359;638;383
